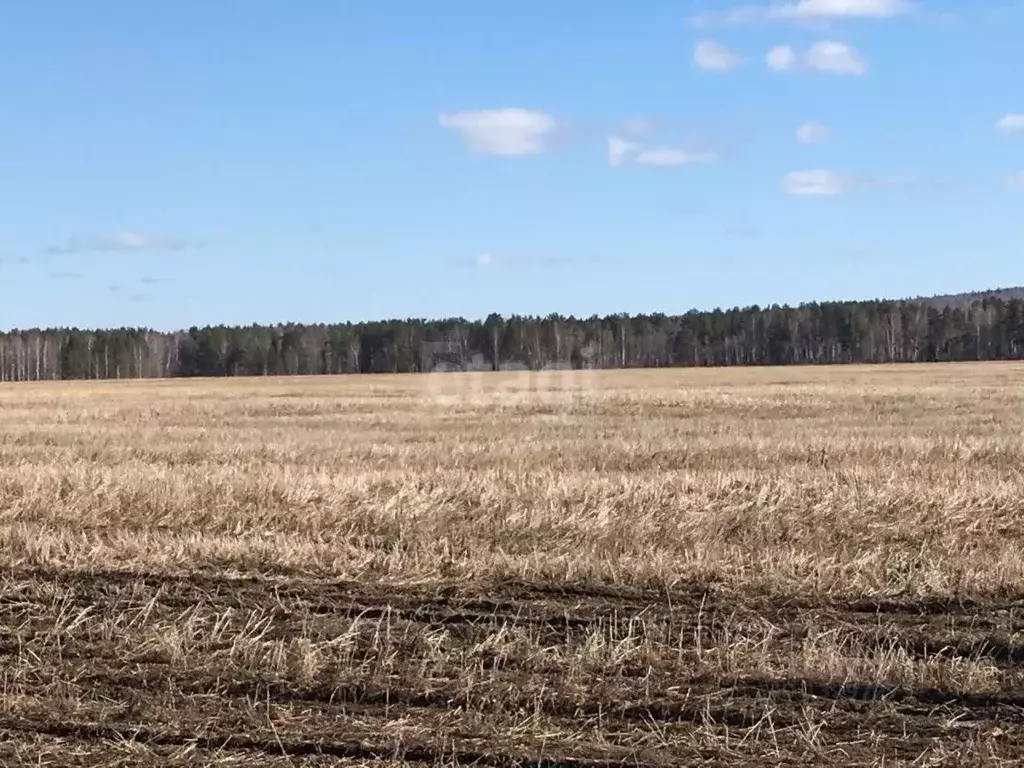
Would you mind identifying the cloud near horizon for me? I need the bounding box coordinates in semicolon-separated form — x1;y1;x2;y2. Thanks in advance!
46;231;195;255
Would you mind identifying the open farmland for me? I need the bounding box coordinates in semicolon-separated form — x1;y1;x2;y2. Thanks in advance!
1;364;1024;766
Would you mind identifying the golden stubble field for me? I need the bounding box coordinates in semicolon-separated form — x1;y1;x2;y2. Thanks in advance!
1;363;1023;766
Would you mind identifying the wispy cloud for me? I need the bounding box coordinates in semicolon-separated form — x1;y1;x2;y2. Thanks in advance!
767;41;868;75
808;40;868;74
784;169;850;196
692;0;914;27
619;116;657;136
139;276;167;285
607;136;639;167
439;109;560;156
797;122;831;143
635;147;720;166
45;231;195;255
451;253;598;271
608;135;718;168
724;224;762;238
767;45;799;71
996;114;1024;135
783;169;921;196
693;40;746;71
1007;173;1024;189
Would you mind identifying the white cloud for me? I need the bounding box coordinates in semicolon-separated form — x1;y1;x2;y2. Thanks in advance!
782;169;917;195
694;40;745;71
767;45;799;71
1007;173;1024;189
635;147;720;166
607;136;639;167
771;0;912;20
807;40;868;74
996;114;1024;134
768;41;867;74
609;136;718;169
476;253;495;268
783;170;850;195
797;122;831;143
691;0;914;26
439;108;558;156
45;231;194;255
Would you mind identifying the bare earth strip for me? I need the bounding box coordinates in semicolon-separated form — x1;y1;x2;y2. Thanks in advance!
1;364;1023;765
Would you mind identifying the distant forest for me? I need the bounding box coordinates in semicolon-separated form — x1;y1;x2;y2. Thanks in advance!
1;290;1024;381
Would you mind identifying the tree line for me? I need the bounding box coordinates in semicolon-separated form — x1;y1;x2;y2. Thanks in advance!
1;295;1023;382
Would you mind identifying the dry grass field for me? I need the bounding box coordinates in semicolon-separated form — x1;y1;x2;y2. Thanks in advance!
1;363;1023;766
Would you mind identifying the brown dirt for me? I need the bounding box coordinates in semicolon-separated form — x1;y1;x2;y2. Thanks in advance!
2;568;1024;766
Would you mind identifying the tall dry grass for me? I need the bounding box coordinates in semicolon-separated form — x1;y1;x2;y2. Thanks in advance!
0;363;1021;599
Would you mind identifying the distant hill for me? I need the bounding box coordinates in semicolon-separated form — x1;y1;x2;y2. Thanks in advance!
916;286;1024;311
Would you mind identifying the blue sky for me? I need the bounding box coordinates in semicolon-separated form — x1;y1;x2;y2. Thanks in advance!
1;0;1022;330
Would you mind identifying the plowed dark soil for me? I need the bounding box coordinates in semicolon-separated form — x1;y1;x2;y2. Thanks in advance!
2;569;1022;766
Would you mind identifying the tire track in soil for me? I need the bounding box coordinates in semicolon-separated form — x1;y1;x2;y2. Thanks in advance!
0;715;661;768
7;569;1024;679
22;653;1024;740
7;570;1024;684
13;567;1024;638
